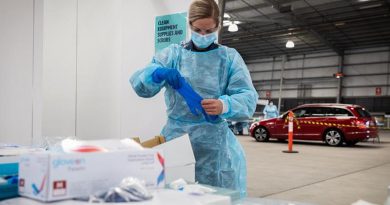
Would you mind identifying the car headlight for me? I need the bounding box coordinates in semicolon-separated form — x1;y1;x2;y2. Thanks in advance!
250;123;257;130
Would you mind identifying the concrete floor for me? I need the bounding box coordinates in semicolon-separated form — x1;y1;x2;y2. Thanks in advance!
238;130;390;205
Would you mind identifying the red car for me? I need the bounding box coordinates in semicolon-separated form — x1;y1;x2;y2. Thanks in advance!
249;104;378;146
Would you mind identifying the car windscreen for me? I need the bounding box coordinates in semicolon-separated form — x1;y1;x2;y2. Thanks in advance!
355;107;371;117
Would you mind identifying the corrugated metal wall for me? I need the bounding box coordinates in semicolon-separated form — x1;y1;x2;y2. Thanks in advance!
247;46;390;113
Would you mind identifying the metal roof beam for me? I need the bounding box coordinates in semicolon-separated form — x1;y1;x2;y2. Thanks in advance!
263;0;345;56
225;0;300;13
227;17;292;25
242;49;334;60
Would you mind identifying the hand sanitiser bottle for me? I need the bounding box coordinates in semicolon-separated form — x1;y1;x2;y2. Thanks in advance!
385;185;390;205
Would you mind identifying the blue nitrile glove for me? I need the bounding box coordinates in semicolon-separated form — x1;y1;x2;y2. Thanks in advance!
176;77;218;122
6;175;18;185
152;68;183;89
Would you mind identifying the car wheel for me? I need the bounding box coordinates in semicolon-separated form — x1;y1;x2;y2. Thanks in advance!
253;126;269;142
324;129;344;146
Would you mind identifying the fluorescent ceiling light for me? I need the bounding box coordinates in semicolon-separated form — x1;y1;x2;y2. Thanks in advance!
223;20;241;27
286;40;294;48
228;23;238;32
359;3;382;9
223;20;231;27
334;22;345;26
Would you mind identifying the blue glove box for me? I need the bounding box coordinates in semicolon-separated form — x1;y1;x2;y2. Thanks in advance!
0;157;19;200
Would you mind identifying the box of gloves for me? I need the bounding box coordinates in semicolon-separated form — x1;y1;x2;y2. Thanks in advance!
142;134;196;184
0;156;19;200
18;149;165;202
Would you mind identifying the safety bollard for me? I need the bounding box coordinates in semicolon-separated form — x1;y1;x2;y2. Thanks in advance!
283;111;299;153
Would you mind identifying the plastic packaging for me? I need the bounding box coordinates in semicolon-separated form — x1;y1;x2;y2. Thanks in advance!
0;143;44;155
76;177;153;203
61;138;144;153
183;184;216;195
42;136;74;152
43;137;144;153
168;179;216;196
169;178;187;190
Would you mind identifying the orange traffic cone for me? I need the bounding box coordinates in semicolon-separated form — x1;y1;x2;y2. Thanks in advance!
283;111;299;153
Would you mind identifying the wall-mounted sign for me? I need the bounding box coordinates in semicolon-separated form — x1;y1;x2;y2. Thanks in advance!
265;91;271;98
155;12;187;53
333;72;344;78
375;87;381;96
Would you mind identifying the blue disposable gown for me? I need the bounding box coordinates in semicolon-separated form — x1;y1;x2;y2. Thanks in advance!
130;43;258;197
263;104;279;119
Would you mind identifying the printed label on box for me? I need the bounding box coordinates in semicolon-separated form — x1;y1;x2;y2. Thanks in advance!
18;178;25;193
53;180;67;196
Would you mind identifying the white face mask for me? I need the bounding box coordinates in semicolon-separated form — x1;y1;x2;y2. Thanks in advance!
270;102;273;106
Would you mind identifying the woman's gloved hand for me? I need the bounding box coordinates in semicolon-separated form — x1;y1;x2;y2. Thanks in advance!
152;68;183;89
176;77;218;122
201;99;223;115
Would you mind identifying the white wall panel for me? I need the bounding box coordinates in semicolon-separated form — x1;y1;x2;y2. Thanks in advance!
277;90;297;98
311;81;336;88
76;0;122;139
272;71;282;79
344;51;388;64
285;59;304;68
312;89;337;97
257;85;272;90
345;47;388;54
304;56;338;67
0;0;34;145
344;64;388;75
248;62;272;71
343;87;382;97
343;76;387;86
41;0;77;138
251;72;273;81
303;67;336;78
247;62;273;72
32;0;44;144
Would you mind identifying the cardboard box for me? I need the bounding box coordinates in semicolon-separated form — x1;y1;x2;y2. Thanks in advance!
165;164;195;184
134;135;196;183
133;136;166;148
18;149;165;202
152;135;196;183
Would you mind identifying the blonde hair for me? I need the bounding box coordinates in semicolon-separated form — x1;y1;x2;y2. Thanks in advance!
188;0;220;26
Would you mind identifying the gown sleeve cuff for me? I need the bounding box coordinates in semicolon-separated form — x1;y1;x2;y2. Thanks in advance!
218;96;230;117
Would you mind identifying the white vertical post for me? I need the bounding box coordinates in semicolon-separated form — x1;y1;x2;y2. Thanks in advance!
278;55;286;113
